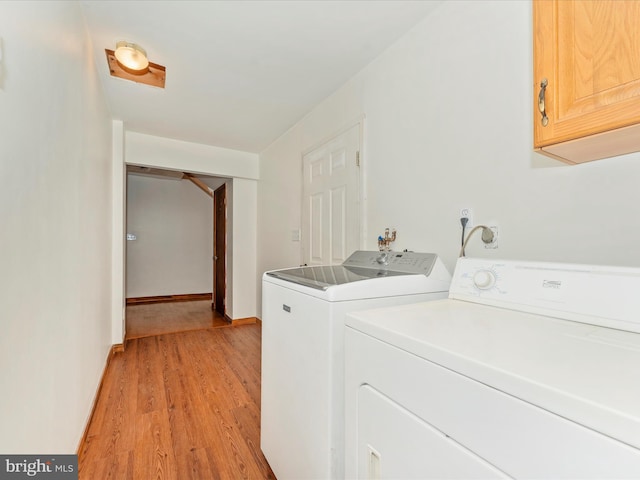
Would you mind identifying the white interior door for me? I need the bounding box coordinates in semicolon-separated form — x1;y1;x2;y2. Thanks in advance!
302;125;360;266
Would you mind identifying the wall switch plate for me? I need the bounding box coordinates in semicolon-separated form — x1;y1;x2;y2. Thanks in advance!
291;229;300;242
126;233;137;241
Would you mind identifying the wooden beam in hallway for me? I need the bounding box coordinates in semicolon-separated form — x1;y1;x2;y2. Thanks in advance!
184;173;213;198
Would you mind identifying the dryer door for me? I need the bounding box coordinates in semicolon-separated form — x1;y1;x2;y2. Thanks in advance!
357;385;510;479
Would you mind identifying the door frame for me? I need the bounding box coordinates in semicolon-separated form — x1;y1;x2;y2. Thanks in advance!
213;183;227;316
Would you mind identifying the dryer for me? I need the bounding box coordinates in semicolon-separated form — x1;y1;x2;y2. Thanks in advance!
345;257;640;479
260;250;451;480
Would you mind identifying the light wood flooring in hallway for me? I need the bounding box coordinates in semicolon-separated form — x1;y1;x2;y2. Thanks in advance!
125;300;231;340
78;323;275;479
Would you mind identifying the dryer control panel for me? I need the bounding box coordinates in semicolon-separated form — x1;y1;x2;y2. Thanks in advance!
449;257;640;334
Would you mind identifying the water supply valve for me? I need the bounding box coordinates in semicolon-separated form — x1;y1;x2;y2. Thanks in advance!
377;228;397;252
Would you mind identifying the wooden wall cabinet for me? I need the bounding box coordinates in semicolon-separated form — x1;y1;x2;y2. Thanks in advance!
533;0;640;164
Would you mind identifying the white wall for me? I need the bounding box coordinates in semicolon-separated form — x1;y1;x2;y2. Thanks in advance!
126;174;213;298
112;121;126;344
258;130;305;274
0;1;112;452
257;0;640;317
126;131;259;180
117;132;259;322
229;178;258;319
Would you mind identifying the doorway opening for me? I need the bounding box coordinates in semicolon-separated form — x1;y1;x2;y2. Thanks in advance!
124;166;229;339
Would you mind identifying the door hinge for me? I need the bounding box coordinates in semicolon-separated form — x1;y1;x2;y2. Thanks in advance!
356;150;360;167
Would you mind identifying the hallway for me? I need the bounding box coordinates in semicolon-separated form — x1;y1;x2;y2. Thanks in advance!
78;323;275;479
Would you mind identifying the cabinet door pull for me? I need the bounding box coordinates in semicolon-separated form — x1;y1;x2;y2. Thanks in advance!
538;78;549;127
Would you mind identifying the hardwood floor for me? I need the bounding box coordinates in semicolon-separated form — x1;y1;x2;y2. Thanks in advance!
125;300;231;340
78;324;275;479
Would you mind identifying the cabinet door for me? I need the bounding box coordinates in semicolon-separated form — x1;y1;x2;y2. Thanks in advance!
533;1;640;156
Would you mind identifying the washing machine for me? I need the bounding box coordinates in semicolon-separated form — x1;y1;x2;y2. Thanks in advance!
260;250;451;480
345;257;640;479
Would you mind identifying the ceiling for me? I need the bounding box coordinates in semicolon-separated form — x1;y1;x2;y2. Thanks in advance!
80;0;442;153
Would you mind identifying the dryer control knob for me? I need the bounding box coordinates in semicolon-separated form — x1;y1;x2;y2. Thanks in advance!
473;270;496;290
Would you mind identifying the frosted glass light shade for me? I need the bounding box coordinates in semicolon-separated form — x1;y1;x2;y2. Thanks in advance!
114;41;149;71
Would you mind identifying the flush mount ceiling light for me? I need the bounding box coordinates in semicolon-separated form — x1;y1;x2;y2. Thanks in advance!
114;41;149;72
105;41;166;88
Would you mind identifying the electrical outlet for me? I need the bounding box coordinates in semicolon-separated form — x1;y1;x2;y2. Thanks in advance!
460;208;473;229
484;226;499;249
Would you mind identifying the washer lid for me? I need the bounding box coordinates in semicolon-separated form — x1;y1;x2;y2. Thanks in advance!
266;265;406;290
266;250;441;290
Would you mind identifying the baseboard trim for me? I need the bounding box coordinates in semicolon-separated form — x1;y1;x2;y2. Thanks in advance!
227;316;258;326
77;343;124;457
126;293;212;305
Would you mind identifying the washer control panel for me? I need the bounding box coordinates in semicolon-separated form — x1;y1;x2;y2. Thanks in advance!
449;257;640;333
342;250;438;276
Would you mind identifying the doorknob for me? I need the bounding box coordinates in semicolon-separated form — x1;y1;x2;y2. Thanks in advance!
214;256;218;260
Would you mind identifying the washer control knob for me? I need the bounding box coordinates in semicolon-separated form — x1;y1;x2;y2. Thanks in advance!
376;252;389;265
473;270;496;290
